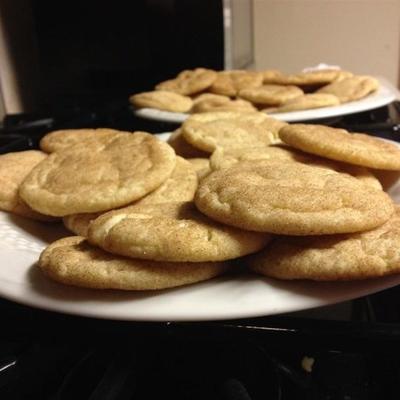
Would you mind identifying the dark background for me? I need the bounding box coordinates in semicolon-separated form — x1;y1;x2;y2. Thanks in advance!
1;0;224;112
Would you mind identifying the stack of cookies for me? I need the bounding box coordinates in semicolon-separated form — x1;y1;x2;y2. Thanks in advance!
0;127;271;291
129;67;379;115
0;110;399;292
189;118;400;281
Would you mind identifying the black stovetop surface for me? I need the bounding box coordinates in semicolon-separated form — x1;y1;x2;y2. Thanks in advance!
2;290;400;400
1;100;400;149
2;103;400;399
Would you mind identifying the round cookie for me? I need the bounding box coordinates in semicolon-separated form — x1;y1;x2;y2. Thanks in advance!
316;75;379;103
181;111;286;153
63;156;197;237
279;124;400;170
195;160;394;235
167;128;209;158
238;84;304;106
155;68;217;95
290;69;353;86
20;132;177;216
39;236;230;290
209;145;310;171
264;93;340;113
0;150;55;221
307;160;382;190
129;90;193;112
247;206;400;281
191;97;256;114
261;69;287;84
262;69;353;86
192;93;230;104
209;70;264;97
39;128;126;153
209;146;382;190
88;201;271;262
135;156;198;205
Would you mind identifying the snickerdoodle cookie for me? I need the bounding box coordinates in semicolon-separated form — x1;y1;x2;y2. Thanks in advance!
247;206;400;281
39;236;230;290
191;96;256;113
182;111;286;153
20;132;176;216
209;146;382;189
63;156;197;236
264;93;340;113
209;70;264;97
195;160;394;235
134;156;197;204
279;124;400;170
262;69;353;86
209;145;308;171
129;90;193;112
155;68;217;95
238;84;304;106
0;150;55;220
88;201;270;262
39;128;126;153
316;75;379;102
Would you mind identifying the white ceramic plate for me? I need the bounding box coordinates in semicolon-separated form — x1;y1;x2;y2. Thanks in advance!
133;76;399;124
1;137;400;321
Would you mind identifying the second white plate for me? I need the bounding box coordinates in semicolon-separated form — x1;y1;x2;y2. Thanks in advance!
133;76;399;124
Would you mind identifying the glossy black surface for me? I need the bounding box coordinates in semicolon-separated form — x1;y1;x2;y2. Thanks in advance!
2;292;400;400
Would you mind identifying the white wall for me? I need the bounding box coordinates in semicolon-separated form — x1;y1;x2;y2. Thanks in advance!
253;0;400;86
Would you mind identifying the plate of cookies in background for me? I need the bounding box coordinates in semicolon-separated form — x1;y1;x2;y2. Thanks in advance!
130;67;398;124
1;114;400;321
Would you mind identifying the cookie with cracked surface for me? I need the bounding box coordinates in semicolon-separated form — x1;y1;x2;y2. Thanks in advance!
191;96;256;114
155;68;217;95
262;69;353;86
316;75;379;103
39;236;230;290
209;145;308;171
39;128;127;153
20;132;176;216
306;160;382;190
88;201;270;262
181;111;286;153
264;93;340;113
129;90;193;112
62;156;196;237
0;150;56;221
238;84;304;106
192;93;230;104
279;124;400;170
195;160;394;235
290;69;353;86
247;206;400;281
209;70;264;97
135;156;198;205
261;69;287;84
209;146;382;190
